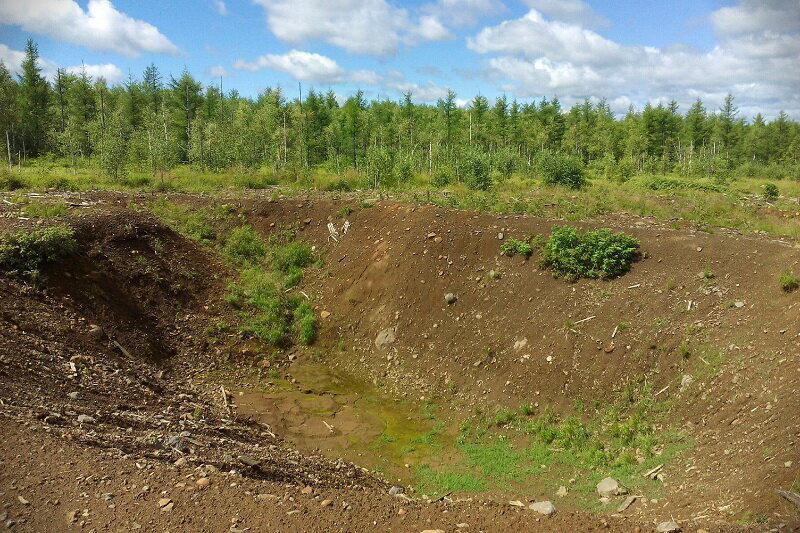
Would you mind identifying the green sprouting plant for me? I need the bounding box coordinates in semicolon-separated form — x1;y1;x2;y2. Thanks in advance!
762;182;779;202
500;237;533;258
0;224;77;279
224;225;266;264
780;269;799;292
539;225;640;280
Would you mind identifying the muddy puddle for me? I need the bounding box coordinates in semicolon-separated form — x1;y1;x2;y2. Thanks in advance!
233;362;457;485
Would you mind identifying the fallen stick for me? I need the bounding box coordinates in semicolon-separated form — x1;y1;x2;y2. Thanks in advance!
627;283;641;289
654;385;669;396
574;316;596;325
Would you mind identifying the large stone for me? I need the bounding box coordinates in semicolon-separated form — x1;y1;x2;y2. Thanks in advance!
528;501;556;516
375;329;396;350
656;521;681;532
388;486;404;495
596;477;624;497
444;293;457;304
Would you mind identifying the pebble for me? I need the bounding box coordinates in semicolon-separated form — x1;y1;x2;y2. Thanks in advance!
656;521;681;533
556;486;568;497
196;478;210;488
77;414;95;424
444;293;457;304
67;392;81;400
320;499;332;507
388;486;404;495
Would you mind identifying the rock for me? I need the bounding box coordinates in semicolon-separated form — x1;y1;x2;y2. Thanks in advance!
528;501;556;516
596;477;625;497
301;486;313;495
320;310;331;319
77;414;95;425
320;499;332;507
196;478;210;488
375;329;396;350
67;392;81;400
656;521;681;532
616;495;637;512
444;293;457;304
555;486;568;497
88;325;104;340
238;455;260;467
173;457;188;468
734;301;745;308
17;496;29;505
388;486;404;495
498;232;505;240
158;498;173;512
680;375;693;389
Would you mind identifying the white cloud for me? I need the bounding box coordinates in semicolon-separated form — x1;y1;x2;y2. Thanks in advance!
212;0;228;15
423;0;505;27
0;44;122;82
468;1;800;118
252;0;452;55
0;0;180;57
233;50;345;82
208;65;229;78
65;63;123;82
522;0;608;28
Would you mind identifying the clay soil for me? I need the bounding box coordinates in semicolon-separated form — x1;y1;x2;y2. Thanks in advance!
0;190;798;532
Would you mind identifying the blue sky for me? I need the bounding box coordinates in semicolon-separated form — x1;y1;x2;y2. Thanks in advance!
0;0;798;118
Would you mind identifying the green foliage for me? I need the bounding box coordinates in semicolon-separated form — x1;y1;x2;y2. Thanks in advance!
270;240;314;273
415;464;487;494
223;225;266;264
0;172;26;191
780;269;799;292
0;224;77;278
463;149;492;191
762;182;779;201
228;266;316;347
21;202;68;218
324;178;352;192
539;225;640;280
148;199;215;242
537;151;586;189
431;166;453;187
500;237;533;258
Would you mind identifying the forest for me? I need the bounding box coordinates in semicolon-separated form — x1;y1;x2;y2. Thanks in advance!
2;40;799;190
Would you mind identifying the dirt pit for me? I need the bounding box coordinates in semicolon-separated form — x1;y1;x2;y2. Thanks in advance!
0;191;798;532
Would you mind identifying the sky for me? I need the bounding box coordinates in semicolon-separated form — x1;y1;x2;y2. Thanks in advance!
0;0;798;119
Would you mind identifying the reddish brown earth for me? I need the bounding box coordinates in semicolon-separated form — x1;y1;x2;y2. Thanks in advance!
0;191;798;532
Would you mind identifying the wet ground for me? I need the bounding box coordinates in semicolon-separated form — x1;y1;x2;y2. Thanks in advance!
233;361;456;486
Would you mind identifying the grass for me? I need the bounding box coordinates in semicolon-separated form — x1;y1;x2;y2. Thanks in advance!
148;198;216;242
7;159;800;238
0;224;77;279
413;390;690;500
20;201;68;218
500;237;533;258
779;269;799;292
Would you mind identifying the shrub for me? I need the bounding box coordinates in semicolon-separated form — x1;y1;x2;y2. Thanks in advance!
0;172;26;191
0;224;77;279
500;237;533;258
271;240;314;274
780;269;799;292
431;166;453;187
464;150;492;191
228;266;317;347
324;178;352;192
224;226;266;264
121;174;152;188
537;151;585;189
539;226;640;280
234;174;277;189
763;183;779;202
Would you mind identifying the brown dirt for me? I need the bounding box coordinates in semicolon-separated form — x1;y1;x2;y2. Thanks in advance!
0;191;798;532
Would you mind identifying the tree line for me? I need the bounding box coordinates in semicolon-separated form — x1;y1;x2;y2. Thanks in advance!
2;40;799;188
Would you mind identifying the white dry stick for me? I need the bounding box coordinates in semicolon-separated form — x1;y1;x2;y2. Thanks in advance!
612;326;619;339
323;420;335;432
574;316;596;325
341;220;350;234
627;283;641;289
654;385;670;396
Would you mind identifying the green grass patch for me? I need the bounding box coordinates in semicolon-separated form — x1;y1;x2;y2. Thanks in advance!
500;237;533;258
20;201;68;218
0;224;77;279
148;199;216;242
779;269;799;292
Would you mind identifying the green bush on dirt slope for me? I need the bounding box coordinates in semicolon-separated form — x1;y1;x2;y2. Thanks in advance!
539;225;640;280
0;224;77;279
